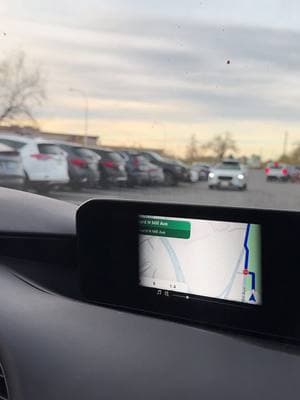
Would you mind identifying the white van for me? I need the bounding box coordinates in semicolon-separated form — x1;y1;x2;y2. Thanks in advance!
0;134;69;192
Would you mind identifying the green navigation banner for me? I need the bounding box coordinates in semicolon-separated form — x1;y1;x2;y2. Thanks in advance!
139;216;191;239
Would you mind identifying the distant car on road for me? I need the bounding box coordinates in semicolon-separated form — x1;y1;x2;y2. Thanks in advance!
265;162;290;182
208;159;248;190
89;148;127;186
57;143;100;190
139;151;186;186
0;134;69;193
0;143;25;190
121;151;164;186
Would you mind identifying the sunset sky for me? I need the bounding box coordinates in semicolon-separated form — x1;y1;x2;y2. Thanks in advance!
1;0;300;158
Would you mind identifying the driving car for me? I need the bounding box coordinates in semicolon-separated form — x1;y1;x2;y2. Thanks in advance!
265;162;290;181
87;148;128;186
55;143;100;190
0;143;25;189
208;159;248;190
139;151;186;186
0;134;69;193
120;151;164;186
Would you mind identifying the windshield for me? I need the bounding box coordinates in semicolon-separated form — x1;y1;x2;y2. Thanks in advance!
109;152;124;163
1;1;300;210
145;152;166;162
133;155;148;164
73;148;99;158
268;163;284;169
216;163;241;170
0;139;26;150
38;144;63;155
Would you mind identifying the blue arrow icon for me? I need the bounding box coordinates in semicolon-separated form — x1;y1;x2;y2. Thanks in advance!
249;293;256;302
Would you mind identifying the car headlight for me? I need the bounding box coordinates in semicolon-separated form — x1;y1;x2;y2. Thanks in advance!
208;172;215;178
237;174;245;180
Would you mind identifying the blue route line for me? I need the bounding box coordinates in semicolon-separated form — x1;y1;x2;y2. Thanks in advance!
249;272;256;290
243;223;256;301
243;223;251;271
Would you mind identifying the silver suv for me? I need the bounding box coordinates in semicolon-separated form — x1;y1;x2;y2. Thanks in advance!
208;159;248;190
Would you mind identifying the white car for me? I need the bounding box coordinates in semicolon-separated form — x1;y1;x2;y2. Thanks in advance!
265;162;290;182
208;159;248;190
189;168;199;182
0;134;69;193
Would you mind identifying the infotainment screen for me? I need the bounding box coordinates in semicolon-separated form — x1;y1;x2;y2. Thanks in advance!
139;216;261;305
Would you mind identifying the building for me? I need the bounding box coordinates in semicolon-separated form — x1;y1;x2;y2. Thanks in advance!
0;125;99;146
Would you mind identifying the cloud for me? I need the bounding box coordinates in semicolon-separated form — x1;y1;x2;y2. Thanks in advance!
26;16;300;124
2;9;300;155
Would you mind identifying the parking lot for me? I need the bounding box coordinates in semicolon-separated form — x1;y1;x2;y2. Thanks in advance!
50;170;300;211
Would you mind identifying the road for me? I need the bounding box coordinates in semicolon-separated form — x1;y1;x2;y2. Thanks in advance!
50;170;300;211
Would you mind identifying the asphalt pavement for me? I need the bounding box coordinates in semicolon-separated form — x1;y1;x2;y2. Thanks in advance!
49;170;300;211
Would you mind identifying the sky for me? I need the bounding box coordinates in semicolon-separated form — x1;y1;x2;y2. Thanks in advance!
1;0;300;158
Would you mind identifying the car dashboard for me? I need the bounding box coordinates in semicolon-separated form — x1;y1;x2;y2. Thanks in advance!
0;189;299;399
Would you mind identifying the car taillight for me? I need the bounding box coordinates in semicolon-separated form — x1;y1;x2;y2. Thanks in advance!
71;158;87;168
30;153;52;160
265;167;270;174
102;160;117;168
282;168;288;175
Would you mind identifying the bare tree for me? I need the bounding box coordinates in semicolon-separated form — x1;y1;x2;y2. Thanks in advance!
204;132;238;160
185;134;199;163
280;142;300;164
0;51;45;124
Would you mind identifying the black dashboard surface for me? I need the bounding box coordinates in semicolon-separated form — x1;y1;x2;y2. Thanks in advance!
1;262;300;400
0;189;299;399
0;188;76;235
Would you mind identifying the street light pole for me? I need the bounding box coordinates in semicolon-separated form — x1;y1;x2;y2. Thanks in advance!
69;88;89;146
84;95;89;146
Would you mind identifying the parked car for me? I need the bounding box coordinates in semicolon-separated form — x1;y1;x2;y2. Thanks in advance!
0;134;69;193
0;143;25;189
192;162;211;181
172;160;200;183
121;151;164;186
171;160;191;182
189;167;200;182
289;165;300;183
208;159;248;190
265;162;290;181
56;143;100;190
87;148;127;186
139;151;186;186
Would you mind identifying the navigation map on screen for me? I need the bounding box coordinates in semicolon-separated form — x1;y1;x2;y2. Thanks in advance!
139;216;261;305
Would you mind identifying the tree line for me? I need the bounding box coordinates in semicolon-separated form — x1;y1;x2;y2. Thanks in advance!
279;145;300;165
185;132;238;163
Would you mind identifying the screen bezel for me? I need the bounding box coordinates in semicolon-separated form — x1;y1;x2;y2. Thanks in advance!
77;199;300;342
